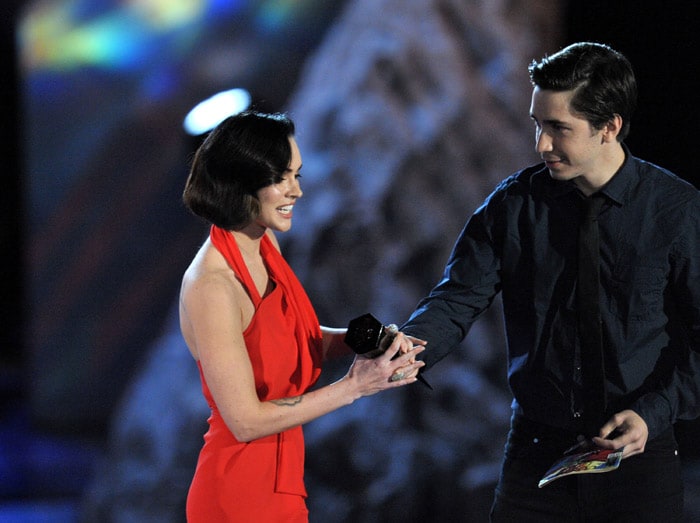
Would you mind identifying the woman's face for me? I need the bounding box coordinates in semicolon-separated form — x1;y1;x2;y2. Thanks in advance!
255;137;303;232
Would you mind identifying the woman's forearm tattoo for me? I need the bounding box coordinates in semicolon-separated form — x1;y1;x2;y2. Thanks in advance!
271;396;303;407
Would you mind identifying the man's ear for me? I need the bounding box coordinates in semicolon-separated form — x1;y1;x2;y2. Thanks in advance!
602;114;623;143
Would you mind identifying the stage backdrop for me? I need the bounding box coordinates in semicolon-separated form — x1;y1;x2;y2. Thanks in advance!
18;0;699;521
21;0;347;434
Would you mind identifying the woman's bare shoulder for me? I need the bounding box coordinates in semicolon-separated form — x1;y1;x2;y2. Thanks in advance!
181;240;238;300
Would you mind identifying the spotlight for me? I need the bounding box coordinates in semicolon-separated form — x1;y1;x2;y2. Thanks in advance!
183;88;252;136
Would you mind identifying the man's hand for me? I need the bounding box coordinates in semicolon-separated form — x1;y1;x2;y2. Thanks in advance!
592;409;648;459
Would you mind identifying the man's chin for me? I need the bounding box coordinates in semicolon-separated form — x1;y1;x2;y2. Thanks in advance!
547;168;567;180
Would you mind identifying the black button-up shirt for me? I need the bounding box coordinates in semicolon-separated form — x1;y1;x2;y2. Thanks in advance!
402;148;700;439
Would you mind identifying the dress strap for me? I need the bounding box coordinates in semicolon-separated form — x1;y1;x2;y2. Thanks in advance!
209;225;262;307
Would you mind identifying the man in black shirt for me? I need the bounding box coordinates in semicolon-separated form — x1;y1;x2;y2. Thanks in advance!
401;42;699;521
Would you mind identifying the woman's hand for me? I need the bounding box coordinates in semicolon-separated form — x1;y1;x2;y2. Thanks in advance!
398;333;427;354
346;332;425;396
392;333;427;375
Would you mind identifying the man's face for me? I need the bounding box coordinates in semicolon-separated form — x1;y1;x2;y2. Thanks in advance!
529;87;610;193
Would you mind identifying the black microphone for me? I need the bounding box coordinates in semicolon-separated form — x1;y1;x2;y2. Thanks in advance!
344;313;398;358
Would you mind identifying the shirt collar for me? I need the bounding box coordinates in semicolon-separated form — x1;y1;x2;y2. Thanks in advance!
597;143;635;206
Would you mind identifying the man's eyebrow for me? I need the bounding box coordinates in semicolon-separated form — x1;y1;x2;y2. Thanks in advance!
530;115;568;126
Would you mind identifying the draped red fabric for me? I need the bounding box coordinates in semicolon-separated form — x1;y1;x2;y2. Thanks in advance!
186;226;323;522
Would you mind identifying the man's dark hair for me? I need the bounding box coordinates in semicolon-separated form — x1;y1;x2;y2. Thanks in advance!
183;111;295;230
528;42;637;141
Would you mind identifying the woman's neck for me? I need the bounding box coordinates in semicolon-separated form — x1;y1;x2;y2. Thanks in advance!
230;228;264;258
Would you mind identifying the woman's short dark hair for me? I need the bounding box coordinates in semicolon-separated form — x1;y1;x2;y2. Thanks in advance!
528;42;637;141
183;111;295;230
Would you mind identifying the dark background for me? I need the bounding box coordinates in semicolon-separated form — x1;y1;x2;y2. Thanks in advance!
566;2;697;185
1;0;24;385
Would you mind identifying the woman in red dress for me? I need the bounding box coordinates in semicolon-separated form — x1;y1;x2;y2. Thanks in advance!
179;111;425;522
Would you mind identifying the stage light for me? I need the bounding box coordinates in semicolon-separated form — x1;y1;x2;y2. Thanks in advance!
183;88;251;136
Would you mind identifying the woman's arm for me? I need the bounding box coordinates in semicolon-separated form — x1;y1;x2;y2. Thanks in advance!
181;270;424;443
320;326;352;360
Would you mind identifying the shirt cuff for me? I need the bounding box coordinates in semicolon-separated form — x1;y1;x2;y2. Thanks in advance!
630;391;673;440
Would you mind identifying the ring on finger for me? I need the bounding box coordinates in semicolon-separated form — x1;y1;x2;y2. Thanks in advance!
390;371;405;382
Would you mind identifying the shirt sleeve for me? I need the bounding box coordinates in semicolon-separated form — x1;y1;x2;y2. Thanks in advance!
631;192;700;439
401;193;504;372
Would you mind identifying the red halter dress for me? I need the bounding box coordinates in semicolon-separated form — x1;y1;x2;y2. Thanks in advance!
186;226;323;522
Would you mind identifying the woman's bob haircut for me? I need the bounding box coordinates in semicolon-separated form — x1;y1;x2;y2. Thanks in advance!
183;111;295;230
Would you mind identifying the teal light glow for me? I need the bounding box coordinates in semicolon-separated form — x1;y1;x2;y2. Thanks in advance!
19;0;246;72
257;0;296;31
255;0;319;33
